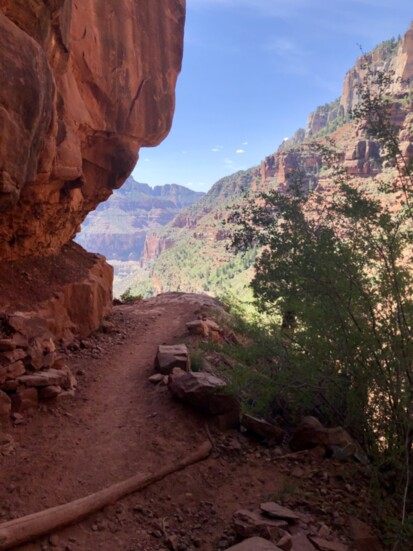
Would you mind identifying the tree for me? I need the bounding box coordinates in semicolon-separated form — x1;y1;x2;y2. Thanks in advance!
229;67;412;545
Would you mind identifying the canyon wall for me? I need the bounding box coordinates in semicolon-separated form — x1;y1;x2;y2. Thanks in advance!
0;0;185;261
0;0;185;340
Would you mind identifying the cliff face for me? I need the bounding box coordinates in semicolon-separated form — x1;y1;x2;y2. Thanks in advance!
76;178;204;261
0;1;185;343
0;0;185;261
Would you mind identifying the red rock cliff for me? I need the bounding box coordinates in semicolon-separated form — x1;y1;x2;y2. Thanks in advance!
0;0;185;261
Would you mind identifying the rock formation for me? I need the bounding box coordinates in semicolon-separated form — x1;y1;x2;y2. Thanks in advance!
76;177;203;261
0;1;185;339
0;0;185;261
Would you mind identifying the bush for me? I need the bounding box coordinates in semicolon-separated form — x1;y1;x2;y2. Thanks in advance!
229;66;413;546
119;288;143;303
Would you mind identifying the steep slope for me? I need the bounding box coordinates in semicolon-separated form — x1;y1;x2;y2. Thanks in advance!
120;26;413;300
117;169;260;298
76;177;204;261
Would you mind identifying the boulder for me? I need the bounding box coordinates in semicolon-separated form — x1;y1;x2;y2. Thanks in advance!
289;417;358;460
241;414;285;444
0;389;11;421
155;344;189;374
225;537;282;550
168;371;240;420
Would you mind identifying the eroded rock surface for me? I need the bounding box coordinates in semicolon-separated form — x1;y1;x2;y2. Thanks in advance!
0;0;185;261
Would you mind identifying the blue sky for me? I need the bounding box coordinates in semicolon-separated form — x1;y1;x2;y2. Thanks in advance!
132;0;412;192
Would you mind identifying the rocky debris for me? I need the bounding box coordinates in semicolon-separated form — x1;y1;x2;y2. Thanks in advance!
155;344;190;374
260;502;300;522
233;509;286;539
0;324;77;418
241;414;285;445
225;537;282;550
19;368;71;388
289;417;363;462
168;371;240;427
186;318;222;340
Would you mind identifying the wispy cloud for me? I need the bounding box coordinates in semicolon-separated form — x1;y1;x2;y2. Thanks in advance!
264;37;310;75
224;158;235;168
236;149;245;154
211;145;224;152
191;0;312;19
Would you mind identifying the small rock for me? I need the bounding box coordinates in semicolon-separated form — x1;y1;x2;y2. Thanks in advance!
19;369;69;388
233;509;283;540
260;502;299;522
148;373;164;384
155;344;189;374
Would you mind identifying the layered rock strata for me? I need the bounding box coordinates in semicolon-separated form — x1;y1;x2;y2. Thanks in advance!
0;0;185;261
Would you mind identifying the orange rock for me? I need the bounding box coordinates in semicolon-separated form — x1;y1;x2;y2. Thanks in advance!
0;1;185;261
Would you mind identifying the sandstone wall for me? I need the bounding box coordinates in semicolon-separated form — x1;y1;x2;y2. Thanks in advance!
0;0;185;261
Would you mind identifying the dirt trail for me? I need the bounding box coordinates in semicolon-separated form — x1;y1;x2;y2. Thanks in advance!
0;293;285;551
0;293;377;551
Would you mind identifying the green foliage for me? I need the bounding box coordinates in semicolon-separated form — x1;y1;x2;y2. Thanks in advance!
229;67;413;545
119;288;143;303
189;349;205;372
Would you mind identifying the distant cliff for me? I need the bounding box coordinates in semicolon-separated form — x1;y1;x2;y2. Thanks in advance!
116;23;413;300
76;177;204;261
